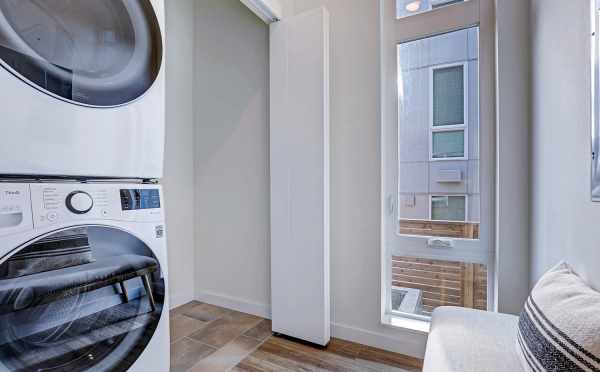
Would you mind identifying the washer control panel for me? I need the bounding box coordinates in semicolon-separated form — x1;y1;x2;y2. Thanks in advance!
30;183;164;228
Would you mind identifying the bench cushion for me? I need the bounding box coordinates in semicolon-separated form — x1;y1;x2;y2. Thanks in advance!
0;254;158;312
423;307;524;372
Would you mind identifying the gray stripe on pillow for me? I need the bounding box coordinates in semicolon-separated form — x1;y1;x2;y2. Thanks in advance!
524;298;599;371
519;300;600;372
530;296;600;366
517;330;543;372
518;301;592;371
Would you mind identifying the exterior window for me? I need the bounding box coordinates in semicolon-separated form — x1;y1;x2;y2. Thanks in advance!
431;195;466;222
432;130;465;159
433;66;464;126
430;63;467;161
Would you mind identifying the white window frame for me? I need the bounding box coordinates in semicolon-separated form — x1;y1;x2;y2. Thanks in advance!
429;194;468;222
380;0;496;330
429;62;469;161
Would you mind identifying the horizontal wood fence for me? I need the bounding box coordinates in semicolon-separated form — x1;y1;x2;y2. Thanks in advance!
392;256;487;315
399;219;480;239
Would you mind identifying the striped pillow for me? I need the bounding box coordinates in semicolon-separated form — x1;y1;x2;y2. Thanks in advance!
1;227;95;279
517;262;600;372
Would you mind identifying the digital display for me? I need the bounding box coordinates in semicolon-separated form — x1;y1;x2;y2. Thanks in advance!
120;189;160;211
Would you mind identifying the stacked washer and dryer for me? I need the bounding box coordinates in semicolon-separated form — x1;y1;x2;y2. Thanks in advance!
0;1;169;371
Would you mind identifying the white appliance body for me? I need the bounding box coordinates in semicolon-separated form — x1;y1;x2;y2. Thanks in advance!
0;182;169;372
0;0;165;179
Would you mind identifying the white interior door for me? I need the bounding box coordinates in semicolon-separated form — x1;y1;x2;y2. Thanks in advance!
269;7;331;346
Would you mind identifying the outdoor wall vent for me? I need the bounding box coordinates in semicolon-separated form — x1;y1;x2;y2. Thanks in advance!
436;169;463;183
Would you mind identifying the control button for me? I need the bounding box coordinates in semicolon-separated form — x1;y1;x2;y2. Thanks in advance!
66;191;94;214
46;212;58;222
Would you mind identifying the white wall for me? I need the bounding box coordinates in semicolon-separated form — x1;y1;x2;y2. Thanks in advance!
194;0;272;316
164;0;196;309
495;0;531;314
530;0;600;290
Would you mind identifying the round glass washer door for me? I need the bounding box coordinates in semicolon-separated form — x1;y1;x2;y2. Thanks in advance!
0;0;163;107
0;226;165;372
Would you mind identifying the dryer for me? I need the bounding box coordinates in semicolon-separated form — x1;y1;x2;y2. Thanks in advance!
0;0;165;179
0;182;169;372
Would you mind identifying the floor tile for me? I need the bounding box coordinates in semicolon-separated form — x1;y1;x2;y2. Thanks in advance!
180;302;232;322
170;302;422;372
170;337;216;372
258;336;361;371
170;301;203;317
170;314;208;343
356;346;422;371
243;319;272;341
188;335;262;372
188;310;262;348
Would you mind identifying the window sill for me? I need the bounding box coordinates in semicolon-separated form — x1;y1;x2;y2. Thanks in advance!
382;313;431;334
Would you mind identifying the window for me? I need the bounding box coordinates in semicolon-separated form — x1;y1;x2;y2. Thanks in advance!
433;65;465;126
432;130;465;159
396;0;468;19
430;63;468;161
382;0;494;327
431;195;467;221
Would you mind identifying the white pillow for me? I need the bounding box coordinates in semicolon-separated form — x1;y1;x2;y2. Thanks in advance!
516;262;600;372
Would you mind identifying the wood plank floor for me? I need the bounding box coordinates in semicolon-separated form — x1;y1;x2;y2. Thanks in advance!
170;301;423;372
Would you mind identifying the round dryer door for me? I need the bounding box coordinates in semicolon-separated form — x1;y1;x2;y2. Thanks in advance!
0;0;162;107
0;226;165;372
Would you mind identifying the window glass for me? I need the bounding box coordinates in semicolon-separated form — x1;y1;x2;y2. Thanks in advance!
433;66;464;126
432;130;465;158
0;0;162;107
391;257;487;316
431;195;466;221
396;0;467;19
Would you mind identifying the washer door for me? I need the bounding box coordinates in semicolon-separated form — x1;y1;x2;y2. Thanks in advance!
0;226;165;372
0;0;162;107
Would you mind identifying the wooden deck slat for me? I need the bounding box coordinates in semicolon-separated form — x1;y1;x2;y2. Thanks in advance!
391;255;488;314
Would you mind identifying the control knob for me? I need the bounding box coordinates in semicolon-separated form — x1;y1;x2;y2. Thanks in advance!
66;191;94;214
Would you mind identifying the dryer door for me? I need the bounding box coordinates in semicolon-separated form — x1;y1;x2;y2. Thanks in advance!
0;226;165;372
0;0;162;107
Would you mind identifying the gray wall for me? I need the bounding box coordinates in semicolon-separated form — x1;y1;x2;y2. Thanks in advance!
530;0;600;290
164;0;196;309
495;0;531;315
193;0;272;311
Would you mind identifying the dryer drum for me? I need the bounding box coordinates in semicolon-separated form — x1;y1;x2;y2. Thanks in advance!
0;0;163;107
0;226;165;372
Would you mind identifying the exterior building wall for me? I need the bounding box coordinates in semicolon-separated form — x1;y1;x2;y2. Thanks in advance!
398;27;480;223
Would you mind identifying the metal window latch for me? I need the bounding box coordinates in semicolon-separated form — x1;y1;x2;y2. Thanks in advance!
427;237;454;249
387;195;395;215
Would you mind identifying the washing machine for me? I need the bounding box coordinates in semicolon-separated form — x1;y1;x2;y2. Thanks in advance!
0;181;169;372
0;0;166;179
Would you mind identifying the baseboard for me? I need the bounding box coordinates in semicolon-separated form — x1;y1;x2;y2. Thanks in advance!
331;322;427;359
169;291;195;310
194;291;427;358
195;290;271;319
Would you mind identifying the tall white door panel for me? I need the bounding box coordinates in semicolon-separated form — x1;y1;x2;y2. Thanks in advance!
270;7;330;346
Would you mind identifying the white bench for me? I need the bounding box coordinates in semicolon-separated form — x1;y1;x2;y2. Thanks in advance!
423;306;525;372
